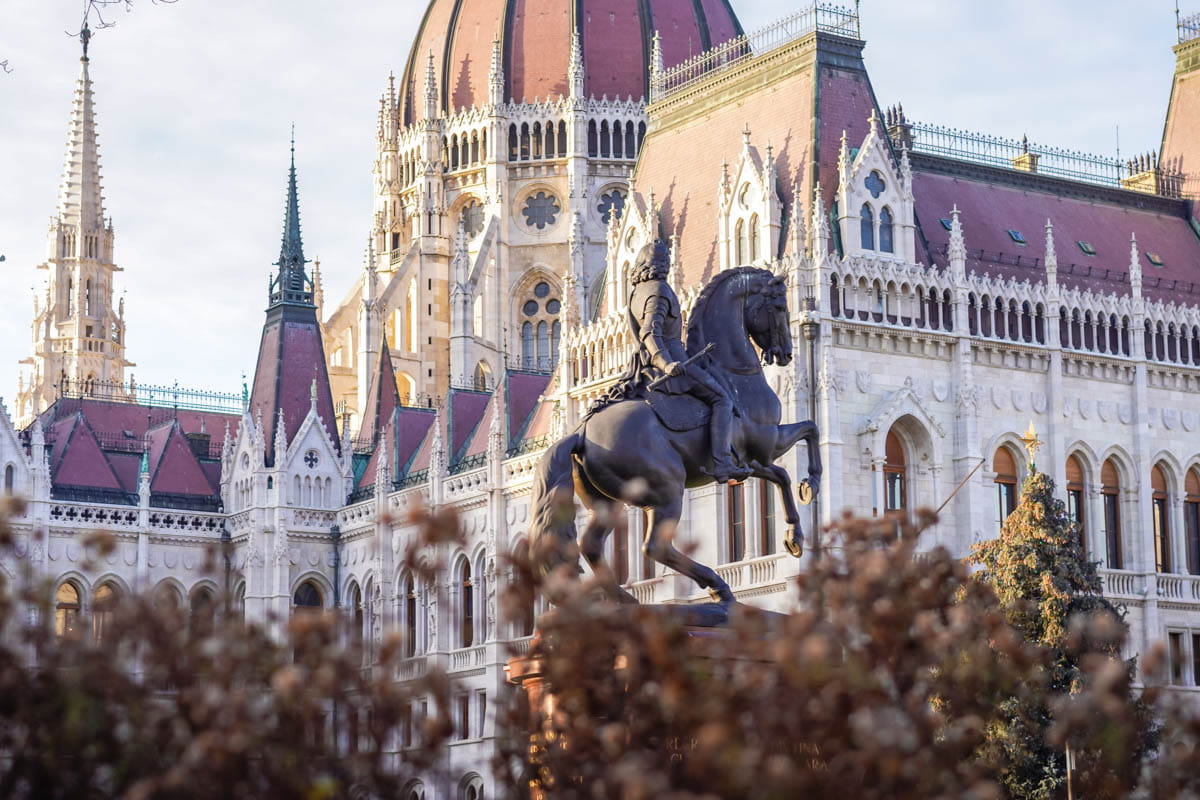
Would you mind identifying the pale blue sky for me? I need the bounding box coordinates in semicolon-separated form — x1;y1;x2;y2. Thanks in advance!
0;1;1184;407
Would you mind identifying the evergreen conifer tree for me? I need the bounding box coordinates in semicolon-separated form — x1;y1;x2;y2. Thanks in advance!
970;462;1151;798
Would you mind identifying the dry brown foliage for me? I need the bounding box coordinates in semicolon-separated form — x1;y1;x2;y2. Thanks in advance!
0;496;456;800
494;508;1174;800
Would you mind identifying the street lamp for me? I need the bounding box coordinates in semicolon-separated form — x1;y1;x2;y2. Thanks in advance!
798;294;820;556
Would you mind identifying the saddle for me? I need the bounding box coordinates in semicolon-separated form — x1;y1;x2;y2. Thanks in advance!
645;390;711;432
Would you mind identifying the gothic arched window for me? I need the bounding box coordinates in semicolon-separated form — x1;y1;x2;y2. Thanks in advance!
85;280;93;316
3;464;13;495
518;280;561;371
93;582;117;644
55;581;82;638
402;574;419;657
457;558;474;648
734;219;746;264
860;204;875;250
884;428;907;512
1102;458;1123;569
879;207;895;253
587;121;598;157
294;581;323;610
749;214;760;262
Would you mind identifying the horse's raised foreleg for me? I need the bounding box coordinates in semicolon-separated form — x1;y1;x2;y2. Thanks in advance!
775;420;823;499
643;498;734;604
578;490;637;604
749;462;804;558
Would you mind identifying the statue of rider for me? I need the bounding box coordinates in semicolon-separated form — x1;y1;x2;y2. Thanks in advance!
626;239;748;483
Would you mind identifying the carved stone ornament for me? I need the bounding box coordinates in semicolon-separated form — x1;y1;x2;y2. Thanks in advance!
1011;390;1026;413
932;380;950;403
1184;411;1198;432
1032;393;1047;415
1118;404;1134;425
955;386;979;417
990;386;1006;411
1164;408;1179;431
1098;401;1114;423
855;370;872;394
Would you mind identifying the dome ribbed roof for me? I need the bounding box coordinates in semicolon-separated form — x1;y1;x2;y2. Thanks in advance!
399;0;742;123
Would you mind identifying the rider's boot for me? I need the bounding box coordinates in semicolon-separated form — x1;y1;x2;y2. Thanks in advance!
709;399;751;483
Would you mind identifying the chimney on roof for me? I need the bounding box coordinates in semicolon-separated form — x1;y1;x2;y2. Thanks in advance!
1012;135;1040;173
185;431;212;460
885;104;913;151
1121;150;1181;198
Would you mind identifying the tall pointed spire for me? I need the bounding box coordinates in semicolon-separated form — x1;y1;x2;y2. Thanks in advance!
269;129;314;308
58;20;105;233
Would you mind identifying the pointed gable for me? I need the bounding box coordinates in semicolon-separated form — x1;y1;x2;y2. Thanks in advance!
447;389;490;464
51;413;123;492
506;371;551;447
359;340;402;445
147;422;216;497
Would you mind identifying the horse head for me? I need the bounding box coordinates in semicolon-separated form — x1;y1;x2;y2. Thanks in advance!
688;267;793;371
745;272;793;367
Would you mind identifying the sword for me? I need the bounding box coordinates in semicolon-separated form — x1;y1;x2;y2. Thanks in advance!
647;343;716;390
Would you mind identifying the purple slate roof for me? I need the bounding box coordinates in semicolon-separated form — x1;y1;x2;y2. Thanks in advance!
913;168;1200;303
448;389;490;463
30;398;239;505
247;311;340;467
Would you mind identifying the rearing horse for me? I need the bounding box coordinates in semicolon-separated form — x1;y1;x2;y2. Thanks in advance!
530;267;822;604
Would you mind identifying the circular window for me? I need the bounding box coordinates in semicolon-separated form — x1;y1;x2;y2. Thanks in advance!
547;299;561;314
461;200;484;238
521;192;560;231
304;450;319;469
597;188;627;224
534;282;550;298
523;300;538;316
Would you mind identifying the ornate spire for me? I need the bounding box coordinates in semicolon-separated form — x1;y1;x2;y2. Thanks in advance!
270;131;314;308
568;30;585;99
58;21;105;233
810;183;829;263
424;50;439;119
1044;218;1058;287
489;36;505;105
948;204;966;268
789;180;806;258
1129;232;1143;297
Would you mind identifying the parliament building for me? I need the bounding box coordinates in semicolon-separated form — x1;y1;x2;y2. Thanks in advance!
6;2;1200;796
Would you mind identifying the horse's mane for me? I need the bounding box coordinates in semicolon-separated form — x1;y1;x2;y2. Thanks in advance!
686;266;774;351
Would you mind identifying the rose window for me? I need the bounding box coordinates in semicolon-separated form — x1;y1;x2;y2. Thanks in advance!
522;192;560;231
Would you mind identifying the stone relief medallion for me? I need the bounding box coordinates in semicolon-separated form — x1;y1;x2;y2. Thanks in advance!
47;543;61;562
1164;409;1179;431
183;553;196;570
1011;390;1026;412
164;552;178;569
1063;400;1072;418
932;380;950;403
1119;404;1134;425
912;378;928;402
1078;399;1092;420
308;551;320;567
66;544;80;563
1098;402;1113;423
148;552;158;568
106;552;117;566
991;386;1006;410
1184;411;1198;432
855;370;872;394
123;546;137;566
1032;393;1047;414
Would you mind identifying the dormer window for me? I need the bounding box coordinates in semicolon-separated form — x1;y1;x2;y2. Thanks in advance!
1147;252;1165;267
1007;230;1027;245
1078;241;1097;256
939;218;953;231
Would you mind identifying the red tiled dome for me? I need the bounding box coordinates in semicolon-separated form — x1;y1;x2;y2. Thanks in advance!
399;0;743;122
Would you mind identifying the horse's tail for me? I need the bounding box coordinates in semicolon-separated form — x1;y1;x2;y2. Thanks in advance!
529;431;584;576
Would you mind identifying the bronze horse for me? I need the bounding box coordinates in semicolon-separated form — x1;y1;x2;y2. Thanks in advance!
530;267;822;604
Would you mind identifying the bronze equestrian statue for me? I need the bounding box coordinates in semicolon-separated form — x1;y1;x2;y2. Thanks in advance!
530;240;822;606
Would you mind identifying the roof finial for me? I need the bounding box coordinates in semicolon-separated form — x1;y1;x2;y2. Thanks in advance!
80;19;92;61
